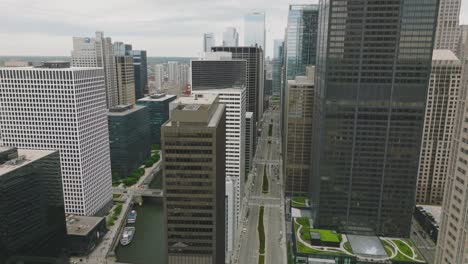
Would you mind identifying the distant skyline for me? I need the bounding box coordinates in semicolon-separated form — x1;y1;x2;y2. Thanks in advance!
0;0;467;57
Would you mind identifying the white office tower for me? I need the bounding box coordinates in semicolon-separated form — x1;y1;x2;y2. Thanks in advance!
244;11;266;51
225;177;235;261
192;89;246;227
435;71;468;264
167;61;179;84
203;33;216;52
71;31;118;108
0;62;113;216
434;0;462;52
416;50;462;205
154;64;164;92
223;27;239;47
178;64;191;88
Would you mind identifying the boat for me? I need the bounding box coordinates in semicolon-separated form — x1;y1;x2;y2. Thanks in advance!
120;227;135;246
127;210;137;224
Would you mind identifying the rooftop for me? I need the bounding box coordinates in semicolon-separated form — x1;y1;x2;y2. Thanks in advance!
0;147;57;175
417;205;441;225
192;87;246;95
432;49;459;61
173;93;218;105
66;215;104;236
108;104;146;116
137;93;177;102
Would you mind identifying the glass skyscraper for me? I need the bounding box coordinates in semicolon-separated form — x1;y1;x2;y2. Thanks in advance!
284;4;319;80
272;40;284;97
311;0;439;237
244;11;266;51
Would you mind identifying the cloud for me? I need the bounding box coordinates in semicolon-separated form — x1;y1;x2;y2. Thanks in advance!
0;0;306;57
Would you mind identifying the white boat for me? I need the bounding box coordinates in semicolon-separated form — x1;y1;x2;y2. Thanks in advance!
120;227;135;246
127;210;137;224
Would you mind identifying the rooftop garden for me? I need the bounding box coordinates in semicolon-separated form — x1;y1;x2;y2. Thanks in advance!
311;229;342;243
291;197;309;208
293;217;350;257
291;217;425;263
381;238;426;263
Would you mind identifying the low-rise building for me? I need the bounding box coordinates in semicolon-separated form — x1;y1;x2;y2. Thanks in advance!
66;215;107;256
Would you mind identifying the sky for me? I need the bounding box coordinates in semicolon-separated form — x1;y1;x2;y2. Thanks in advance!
0;0;467;58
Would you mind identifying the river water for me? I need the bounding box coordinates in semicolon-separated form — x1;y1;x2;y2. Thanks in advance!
115;172;166;264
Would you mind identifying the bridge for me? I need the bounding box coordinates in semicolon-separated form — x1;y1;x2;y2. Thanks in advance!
112;187;163;198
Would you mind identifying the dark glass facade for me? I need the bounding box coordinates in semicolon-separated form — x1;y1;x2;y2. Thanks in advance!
132;50;148;100
137;94;177;145
191;60;247;90
212;46;264;122
311;0;439;237
0;148;66;262
108;105;151;178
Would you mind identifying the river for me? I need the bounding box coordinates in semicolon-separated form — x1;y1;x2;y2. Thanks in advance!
115;172;166;264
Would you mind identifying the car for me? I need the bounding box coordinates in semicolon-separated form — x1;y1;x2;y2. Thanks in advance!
242;228;247;233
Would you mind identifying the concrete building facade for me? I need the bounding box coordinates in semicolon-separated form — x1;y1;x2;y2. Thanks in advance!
417;50;462;205
71;31;118;108
284;67;316;197
193;88;246;225
115;55;136;105
162;94;225;264
434;0;462;52
0;63;113;216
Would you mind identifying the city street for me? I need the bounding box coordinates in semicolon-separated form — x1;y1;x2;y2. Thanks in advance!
233;107;286;264
410;219;436;264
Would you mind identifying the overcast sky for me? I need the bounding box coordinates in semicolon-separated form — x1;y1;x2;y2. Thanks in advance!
0;0;467;58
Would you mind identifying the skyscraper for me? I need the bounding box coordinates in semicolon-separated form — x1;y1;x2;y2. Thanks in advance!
154;64;164;92
0;62;113;216
434;0;462;52
193;88;246;232
191;52;247;91
272;39;284;97
245;112;254;175
284;4;319;80
108;104;151;179
416;50;462;205
435;82;468;264
137;94;177;145
162;94;225;264
223;27;239;47
114;55;136;105
212;47;264;122
204;33;216;52
244;11;266;52
168;61;179;84
71;31;118;108
284;66;315;197
311;0;439;237
132;50;148;100
225;177;235;259
0;147;66;262
177;63;190;88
